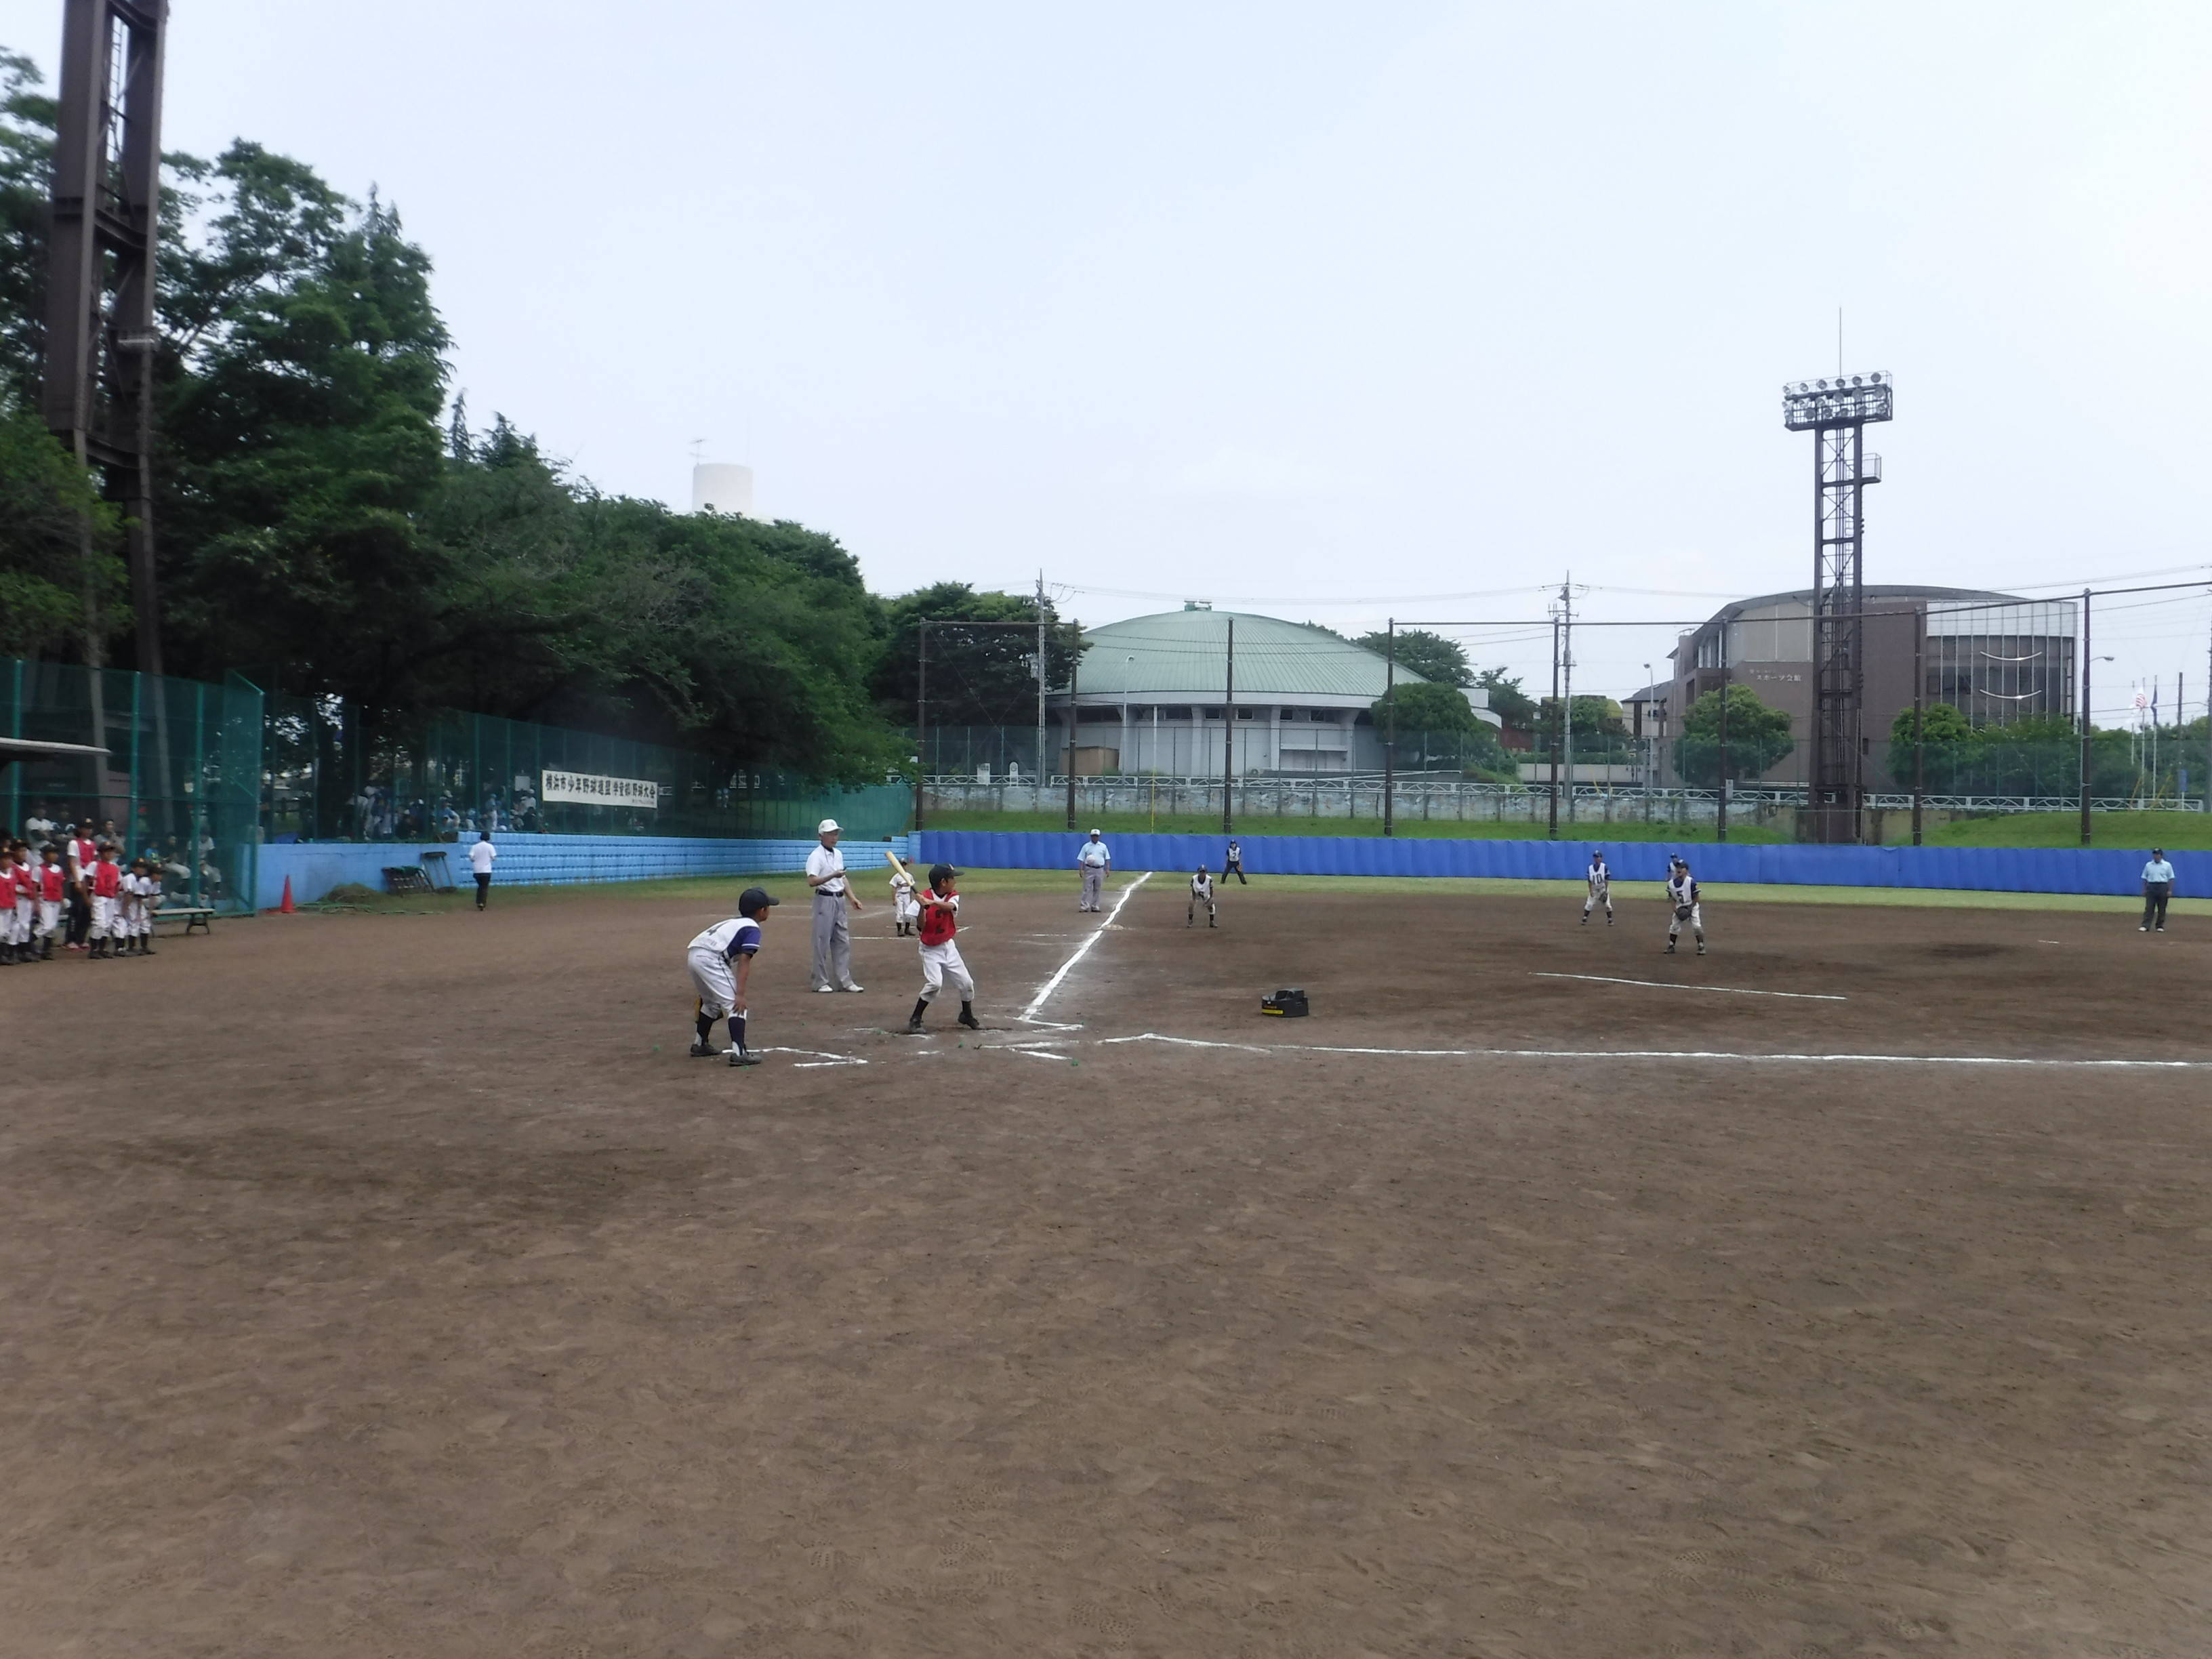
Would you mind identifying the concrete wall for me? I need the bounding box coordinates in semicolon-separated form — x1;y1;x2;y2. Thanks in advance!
257;834;916;909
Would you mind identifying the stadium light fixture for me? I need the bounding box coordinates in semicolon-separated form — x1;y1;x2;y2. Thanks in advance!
1782;371;1895;431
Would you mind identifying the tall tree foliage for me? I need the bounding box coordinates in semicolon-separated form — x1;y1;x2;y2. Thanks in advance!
1355;628;1468;687
873;582;1082;726
0;54;905;779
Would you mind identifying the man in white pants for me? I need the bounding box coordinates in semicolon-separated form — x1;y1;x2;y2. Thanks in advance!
806;819;865;992
1076;828;1111;912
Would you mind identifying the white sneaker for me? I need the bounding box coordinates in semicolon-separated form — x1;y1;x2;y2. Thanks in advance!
840;983;865;992
815;985;838;994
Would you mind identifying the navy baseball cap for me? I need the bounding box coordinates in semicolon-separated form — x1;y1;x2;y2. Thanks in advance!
739;886;779;917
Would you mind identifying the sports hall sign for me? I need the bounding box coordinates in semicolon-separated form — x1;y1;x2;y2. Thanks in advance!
541;769;659;809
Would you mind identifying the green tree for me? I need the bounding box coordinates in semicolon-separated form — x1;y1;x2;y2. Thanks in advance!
1673;683;1795;786
0;49;53;403
872;582;1081;726
1355;627;1467;687
1474;665;1539;733
1374;679;1511;773
0;394;125;657
1886;701;1971;789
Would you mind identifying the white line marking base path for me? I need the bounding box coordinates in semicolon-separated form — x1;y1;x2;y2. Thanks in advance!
1019;872;1153;1023
1533;971;1846;1002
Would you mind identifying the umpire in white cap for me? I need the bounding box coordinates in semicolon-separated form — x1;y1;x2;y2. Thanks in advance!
806;819;865;992
1076;828;1112;912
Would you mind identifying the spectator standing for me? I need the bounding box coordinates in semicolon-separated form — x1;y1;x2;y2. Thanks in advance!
1076;829;1112;912
805;819;865;993
2140;848;2176;933
468;832;498;909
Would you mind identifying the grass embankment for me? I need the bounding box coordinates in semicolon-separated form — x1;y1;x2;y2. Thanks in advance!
924;807;2209;851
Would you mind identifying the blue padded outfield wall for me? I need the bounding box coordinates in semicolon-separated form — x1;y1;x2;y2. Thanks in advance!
256;834;917;909
916;830;2175;899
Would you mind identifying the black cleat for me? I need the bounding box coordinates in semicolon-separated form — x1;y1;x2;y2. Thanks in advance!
1664;943;1676;954
729;1050;762;1067
689;1040;719;1058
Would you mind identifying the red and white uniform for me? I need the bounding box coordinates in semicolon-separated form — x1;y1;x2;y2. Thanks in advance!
37;862;65;939
916;892;973;1004
7;859;33;945
91;858;123;937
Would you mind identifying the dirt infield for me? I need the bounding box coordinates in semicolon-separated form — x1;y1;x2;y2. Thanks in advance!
4;872;2209;1656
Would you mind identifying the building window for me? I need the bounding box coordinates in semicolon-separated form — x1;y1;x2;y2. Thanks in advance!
1164;706;1192;721
1201;707;1223;719
1235;707;1256;720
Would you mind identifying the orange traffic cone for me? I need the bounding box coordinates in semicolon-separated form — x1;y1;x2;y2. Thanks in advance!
278;875;295;914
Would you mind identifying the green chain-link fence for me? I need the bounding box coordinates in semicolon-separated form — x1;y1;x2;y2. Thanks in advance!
3;657;263;912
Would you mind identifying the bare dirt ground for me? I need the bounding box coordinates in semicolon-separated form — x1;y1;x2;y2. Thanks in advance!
4;871;2210;1657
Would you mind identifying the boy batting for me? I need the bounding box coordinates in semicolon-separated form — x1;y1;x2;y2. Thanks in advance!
905;863;981;1035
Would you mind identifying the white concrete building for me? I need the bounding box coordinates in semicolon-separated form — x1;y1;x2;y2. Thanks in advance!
1049;604;1498;775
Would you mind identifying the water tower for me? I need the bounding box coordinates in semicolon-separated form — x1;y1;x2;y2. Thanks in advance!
691;463;754;517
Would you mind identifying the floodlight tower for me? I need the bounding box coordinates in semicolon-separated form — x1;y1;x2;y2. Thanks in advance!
1781;371;1892;843
42;0;170;674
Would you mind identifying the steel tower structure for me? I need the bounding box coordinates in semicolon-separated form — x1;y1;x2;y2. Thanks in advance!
41;0;170;674
1782;372;1891;843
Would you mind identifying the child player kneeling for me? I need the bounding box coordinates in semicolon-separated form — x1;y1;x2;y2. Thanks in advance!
906;863;981;1035
688;886;778;1067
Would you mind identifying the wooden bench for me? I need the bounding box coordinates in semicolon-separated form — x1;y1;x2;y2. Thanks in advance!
155;905;216;935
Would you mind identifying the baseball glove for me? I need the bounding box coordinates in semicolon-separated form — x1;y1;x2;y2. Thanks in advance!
1674;903;1694;922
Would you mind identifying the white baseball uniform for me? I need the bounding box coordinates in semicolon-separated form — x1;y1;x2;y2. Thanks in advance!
1583;859;1612;919
688;915;762;1019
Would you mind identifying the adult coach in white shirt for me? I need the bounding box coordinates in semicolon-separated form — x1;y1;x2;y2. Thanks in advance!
1076;828;1112;912
806;819;865;991
2140;848;2176;933
467;831;497;909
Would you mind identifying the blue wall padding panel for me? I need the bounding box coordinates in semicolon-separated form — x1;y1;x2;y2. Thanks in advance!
914;830;2173;898
257;834;916;909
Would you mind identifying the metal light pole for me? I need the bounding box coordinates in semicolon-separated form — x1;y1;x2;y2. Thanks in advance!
1222;617;1236;836
2078;588;2093;846
1782;373;1893;843
1911;605;1925;845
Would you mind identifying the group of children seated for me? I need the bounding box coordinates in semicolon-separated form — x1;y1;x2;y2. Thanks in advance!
2;833;164;964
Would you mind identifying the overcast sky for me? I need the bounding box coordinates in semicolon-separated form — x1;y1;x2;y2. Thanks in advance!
18;1;2212;711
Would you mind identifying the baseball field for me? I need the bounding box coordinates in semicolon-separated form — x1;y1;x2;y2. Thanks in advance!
6;868;2209;1656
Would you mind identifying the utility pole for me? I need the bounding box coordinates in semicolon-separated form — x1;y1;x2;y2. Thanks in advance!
1382;619;1396;838
1561;576;1576;827
1034;571;1048;815
914;619;928;830
1547;615;1561;840
1911;605;1925;845
2078;588;2093;846
1221;616;1238;834
1064;631;1080;832
1717;658;1730;842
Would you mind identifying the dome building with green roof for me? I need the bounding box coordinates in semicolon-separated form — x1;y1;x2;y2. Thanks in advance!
1048;602;1496;777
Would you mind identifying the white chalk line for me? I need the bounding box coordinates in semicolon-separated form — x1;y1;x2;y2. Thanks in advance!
1532;971;1846;1002
1019;872;1153;1023
1094;1033;2212;1069
760;1046;867;1067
